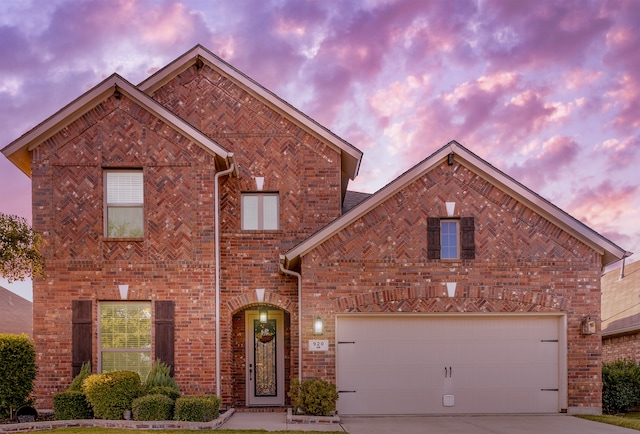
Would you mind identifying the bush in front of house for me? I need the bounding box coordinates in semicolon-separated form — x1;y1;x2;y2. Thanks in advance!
173;395;221;422
147;385;181;401
53;391;93;420
0;334;38;419
82;370;144;419
288;377;338;416
68;362;92;392
603;359;640;414
132;393;175;421
145;359;179;392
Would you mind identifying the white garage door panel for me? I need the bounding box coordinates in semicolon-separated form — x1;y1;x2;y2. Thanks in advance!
337;315;561;415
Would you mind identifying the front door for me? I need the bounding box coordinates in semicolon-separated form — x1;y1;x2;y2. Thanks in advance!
246;309;285;406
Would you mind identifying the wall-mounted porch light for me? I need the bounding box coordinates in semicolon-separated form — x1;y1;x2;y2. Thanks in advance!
259;307;268;323
313;317;324;335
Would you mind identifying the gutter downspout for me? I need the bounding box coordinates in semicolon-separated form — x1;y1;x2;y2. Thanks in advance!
215;157;236;397
279;256;302;383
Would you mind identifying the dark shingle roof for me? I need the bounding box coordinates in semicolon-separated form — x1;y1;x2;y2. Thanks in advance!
342;190;372;214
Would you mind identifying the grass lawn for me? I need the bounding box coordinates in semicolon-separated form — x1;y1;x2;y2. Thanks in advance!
578;413;640;431
50;429;345;434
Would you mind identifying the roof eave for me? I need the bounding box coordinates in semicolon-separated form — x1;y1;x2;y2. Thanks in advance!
2;73;233;176
282;141;630;270
139;45;363;181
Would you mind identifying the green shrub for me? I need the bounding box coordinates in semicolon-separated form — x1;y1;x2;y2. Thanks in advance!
603;359;640;414
0;334;38;418
145;359;179;392
53;391;93;420
174;395;221;422
132;394;174;421
82;371;143;419
289;377;338;416
69;362;92;392
147;386;181;401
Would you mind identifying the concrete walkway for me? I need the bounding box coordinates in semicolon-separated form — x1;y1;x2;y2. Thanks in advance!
221;412;637;433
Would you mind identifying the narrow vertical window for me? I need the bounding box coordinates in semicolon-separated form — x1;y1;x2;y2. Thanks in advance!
242;193;279;230
440;220;459;259
105;170;144;238
99;302;151;380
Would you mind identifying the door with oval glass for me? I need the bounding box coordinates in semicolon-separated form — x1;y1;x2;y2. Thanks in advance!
246;309;284;406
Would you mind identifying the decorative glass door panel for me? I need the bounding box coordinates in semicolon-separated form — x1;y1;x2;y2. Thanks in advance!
246;310;284;405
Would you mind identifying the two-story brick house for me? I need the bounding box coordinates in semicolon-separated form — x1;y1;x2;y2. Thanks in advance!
2;45;630;415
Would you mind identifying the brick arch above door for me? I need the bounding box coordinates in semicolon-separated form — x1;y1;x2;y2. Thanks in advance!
226;291;297;316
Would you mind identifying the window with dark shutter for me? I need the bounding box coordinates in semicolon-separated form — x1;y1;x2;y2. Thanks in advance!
460;216;476;259
154;300;175;375
427;217;441;259
72;300;92;377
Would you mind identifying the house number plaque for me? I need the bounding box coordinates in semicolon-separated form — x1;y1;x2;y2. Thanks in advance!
309;340;329;351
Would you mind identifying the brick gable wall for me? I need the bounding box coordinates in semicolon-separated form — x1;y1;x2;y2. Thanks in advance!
299;160;603;411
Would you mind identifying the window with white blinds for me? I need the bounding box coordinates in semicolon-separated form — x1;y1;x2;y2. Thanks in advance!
105;171;144;238
99;302;152;380
242;193;279;230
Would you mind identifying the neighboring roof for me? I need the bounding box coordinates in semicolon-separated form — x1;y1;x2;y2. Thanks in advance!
138;44;363;184
1;73;235;177
0;286;32;336
281;141;631;271
602;259;640;337
342;190;371;214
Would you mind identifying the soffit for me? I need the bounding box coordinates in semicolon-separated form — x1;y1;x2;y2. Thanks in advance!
138;45;363;182
282;141;630;270
1;74;233;177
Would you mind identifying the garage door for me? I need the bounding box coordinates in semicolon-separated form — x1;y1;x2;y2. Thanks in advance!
336;314;563;415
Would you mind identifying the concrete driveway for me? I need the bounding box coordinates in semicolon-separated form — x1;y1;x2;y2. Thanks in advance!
221;412;637;433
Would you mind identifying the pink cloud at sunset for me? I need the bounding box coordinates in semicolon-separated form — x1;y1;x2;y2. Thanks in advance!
0;0;639;300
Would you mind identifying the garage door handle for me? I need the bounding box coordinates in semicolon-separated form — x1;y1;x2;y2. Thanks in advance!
339;390;356;393
445;366;452;378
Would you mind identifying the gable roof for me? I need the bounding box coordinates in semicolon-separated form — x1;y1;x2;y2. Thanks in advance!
1;73;235;177
138;45;362;185
0;286;32;336
281;141;631;270
602;259;640;337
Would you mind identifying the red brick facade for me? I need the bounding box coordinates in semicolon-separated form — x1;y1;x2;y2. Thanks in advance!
3;46;626;414
603;334;640;363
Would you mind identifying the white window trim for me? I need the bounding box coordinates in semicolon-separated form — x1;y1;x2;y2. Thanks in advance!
440;219;460;260
104;170;144;238
242;192;280;230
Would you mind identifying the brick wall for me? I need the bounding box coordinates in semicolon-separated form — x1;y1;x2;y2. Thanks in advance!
299;160;603;412
603;334;640;363
30;63;341;408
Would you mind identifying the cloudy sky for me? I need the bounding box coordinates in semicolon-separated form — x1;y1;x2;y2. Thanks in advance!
1;0;639;300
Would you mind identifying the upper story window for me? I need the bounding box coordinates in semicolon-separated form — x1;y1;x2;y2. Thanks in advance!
105;170;143;238
242;193;279;230
427;216;475;260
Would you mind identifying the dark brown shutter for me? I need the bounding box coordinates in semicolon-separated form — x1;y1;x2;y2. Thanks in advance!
72;300;92;377
154;300;175;375
427;217;441;259
460;216;476;259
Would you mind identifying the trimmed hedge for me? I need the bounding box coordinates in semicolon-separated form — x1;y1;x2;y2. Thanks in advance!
53;391;93;420
0;334;37;418
82;371;143;419
174;395;221;422
147;386;181;401
289;378;338;416
603;359;640;414
132;394;174;421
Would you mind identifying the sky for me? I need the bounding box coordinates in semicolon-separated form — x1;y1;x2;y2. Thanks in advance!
0;0;639;301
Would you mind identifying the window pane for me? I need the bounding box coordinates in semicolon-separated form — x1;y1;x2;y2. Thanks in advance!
441;221;458;259
107;172;143;204
100;302;151;380
107;207;143;238
262;195;279;230
243;196;259;230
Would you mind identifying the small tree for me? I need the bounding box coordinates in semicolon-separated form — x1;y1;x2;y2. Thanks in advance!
0;334;38;418
0;213;45;282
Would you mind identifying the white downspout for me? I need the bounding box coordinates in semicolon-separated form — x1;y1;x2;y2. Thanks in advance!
215;158;235;398
279;257;302;382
